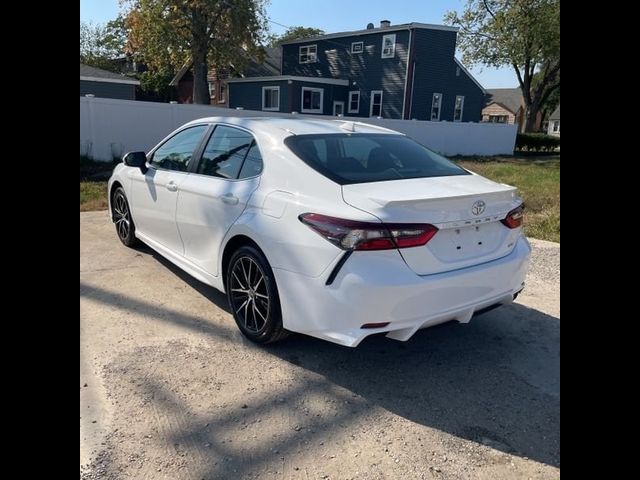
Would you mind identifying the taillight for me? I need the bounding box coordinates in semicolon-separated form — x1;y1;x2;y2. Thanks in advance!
501;204;525;229
299;213;438;251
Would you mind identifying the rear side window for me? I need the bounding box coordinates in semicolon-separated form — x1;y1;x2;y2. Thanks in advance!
284;133;469;185
238;143;264;179
197;125;262;179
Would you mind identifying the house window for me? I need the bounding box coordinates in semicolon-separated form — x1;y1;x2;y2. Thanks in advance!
484;115;507;123
262;86;280;111
208;82;215;98
299;45;318;64
348;91;360;113
351;41;364;54
301;87;323;113
381;34;396;58
454;95;464;122
430;93;442;121
487;115;508;123
552;120;560;132
218;83;226;103
370;90;383;117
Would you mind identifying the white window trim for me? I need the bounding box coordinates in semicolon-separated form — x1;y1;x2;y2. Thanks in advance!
299;44;318;64
370;90;383;117
348;91;360;113
218;82;226;104
301;86;324;113
333;101;345;116
431;93;442;121
351;41;364;54
261;86;280;111
552;120;560;132
454;95;465;122
381;33;396;59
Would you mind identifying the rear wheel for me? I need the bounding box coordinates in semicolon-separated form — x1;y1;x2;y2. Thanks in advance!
112;187;139;247
226;246;289;344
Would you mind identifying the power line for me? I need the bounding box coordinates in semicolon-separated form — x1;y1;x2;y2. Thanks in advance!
268;18;291;30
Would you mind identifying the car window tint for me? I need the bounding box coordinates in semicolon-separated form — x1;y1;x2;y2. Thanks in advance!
341;136;379;164
198;126;253;179
238;142;264;179
285;133;469;185
150;125;207;172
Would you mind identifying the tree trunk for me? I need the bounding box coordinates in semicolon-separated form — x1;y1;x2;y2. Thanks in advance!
192;46;210;104
524;101;541;133
191;7;210;105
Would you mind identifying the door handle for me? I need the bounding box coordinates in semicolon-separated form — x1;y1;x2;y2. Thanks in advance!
166;181;178;192
220;193;239;205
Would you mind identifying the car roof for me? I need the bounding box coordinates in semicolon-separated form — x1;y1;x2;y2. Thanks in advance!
182;116;402;137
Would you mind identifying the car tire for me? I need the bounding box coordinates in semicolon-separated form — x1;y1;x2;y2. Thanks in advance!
112;187;139;247
226;245;289;344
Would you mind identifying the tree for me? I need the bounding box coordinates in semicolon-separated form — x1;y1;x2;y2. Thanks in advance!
445;0;560;132
80;16;129;71
124;0;269;104
80;21;111;68
533;68;560;123
269;26;325;47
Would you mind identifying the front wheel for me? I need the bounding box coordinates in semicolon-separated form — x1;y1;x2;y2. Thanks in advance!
226;246;289;344
112;187;139;247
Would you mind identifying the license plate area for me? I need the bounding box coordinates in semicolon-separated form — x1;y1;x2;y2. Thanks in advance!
429;222;504;262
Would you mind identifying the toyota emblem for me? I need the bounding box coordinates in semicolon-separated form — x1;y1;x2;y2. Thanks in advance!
471;200;486;216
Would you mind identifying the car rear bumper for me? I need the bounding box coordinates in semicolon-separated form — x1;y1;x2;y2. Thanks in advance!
273;235;531;347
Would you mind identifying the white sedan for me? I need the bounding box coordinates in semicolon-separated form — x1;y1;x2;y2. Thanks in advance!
108;117;530;347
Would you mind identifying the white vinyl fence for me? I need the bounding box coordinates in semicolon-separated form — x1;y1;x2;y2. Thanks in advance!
80;96;517;161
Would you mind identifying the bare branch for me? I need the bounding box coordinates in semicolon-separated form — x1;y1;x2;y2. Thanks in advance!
482;0;497;20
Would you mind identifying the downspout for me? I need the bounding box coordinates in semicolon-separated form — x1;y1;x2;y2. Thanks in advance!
402;28;412;119
408;62;416;119
402;28;417;119
288;80;293;112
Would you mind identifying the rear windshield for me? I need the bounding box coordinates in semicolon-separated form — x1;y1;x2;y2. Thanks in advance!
284;133;469;185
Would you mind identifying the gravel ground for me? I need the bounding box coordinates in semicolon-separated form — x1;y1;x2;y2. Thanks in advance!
80;212;559;479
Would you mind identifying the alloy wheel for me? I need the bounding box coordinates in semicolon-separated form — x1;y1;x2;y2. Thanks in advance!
229;256;270;333
113;192;131;240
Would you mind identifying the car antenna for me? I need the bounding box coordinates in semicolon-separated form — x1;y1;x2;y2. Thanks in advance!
340;121;356;132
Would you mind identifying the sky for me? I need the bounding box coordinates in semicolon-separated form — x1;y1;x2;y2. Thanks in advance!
79;0;517;88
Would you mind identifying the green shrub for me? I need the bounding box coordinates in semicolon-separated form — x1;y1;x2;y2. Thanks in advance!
516;133;560;152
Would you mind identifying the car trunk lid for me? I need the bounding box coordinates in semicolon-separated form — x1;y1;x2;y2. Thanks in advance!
341;174;523;275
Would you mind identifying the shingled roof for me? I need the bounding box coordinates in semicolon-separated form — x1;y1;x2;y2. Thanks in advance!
484;88;523;114
169;47;281;86
80;63;140;85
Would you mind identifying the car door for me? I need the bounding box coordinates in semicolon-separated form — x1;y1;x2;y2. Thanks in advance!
129;124;209;254
176;124;263;276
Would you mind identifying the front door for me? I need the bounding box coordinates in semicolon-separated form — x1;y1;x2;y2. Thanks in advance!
176;125;263;277
333;101;345;116
129;125;208;254
370;90;383;117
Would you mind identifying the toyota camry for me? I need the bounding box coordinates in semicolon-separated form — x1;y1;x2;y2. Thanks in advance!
108;117;530;347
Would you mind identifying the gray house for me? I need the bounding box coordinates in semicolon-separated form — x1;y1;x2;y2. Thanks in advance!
228;20;485;121
80;63;140;100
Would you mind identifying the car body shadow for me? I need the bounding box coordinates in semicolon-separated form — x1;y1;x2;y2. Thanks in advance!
138;242;560;468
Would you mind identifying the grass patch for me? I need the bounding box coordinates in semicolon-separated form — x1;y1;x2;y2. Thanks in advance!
80;181;108;212
456;159;560;243
80;156;117;181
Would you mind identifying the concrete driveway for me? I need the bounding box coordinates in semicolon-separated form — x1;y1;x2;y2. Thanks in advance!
80;211;559;480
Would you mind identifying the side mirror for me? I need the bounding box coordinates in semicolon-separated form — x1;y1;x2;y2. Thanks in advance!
123;151;148;173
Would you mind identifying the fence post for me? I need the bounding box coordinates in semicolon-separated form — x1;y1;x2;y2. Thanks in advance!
170;101;178;128
86;95;95;159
